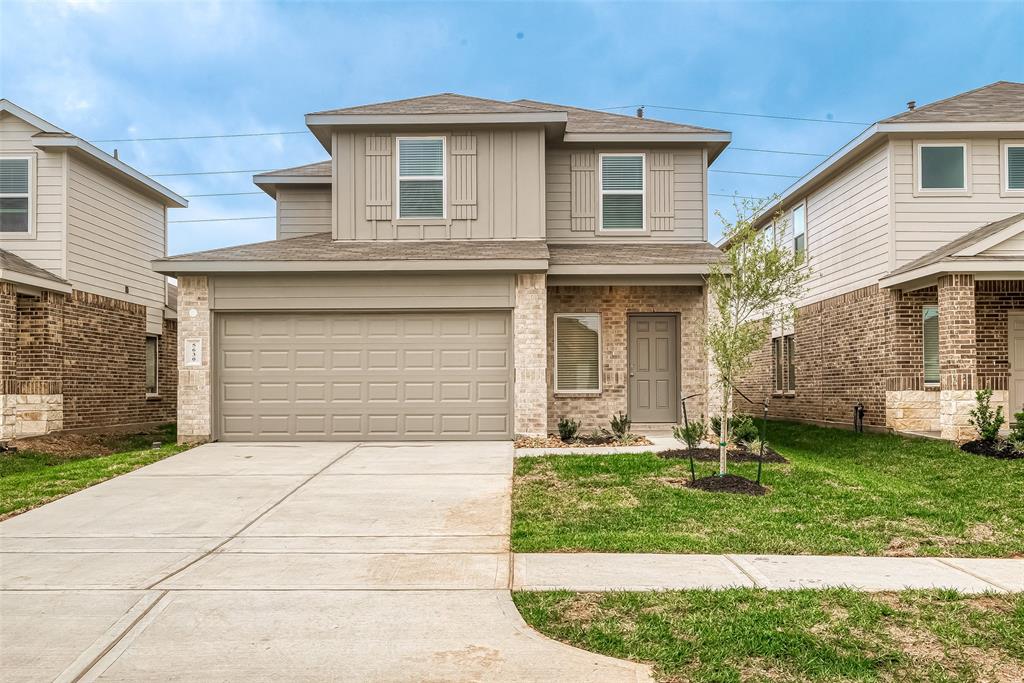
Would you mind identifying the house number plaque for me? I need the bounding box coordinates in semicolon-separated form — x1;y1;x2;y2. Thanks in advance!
184;338;203;367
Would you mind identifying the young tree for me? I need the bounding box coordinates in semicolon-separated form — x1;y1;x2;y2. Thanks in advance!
705;197;809;476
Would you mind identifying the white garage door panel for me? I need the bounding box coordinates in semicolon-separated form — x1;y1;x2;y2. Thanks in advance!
216;312;513;441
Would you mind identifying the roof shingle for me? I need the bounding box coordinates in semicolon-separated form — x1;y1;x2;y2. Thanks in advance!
0;249;69;285
887;212;1024;277
311;93;547;117
514;99;727;135
548;242;723;266
881;81;1024;124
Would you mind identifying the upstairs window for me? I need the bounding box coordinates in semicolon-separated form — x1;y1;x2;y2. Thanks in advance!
397;137;445;219
919;143;966;191
923;306;939;385
0;157;31;234
1004;143;1024;192
600;154;645;231
791;202;806;259
555;313;601;393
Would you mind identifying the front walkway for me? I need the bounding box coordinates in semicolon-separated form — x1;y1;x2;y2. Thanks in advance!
0;442;651;682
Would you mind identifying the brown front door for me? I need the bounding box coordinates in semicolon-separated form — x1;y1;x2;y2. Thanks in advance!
628;315;679;423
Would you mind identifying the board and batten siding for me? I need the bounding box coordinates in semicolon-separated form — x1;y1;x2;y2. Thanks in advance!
892;136;1024;267
778;142;891;306
545;146;706;242
210;272;516;311
0;112;67;277
65;154;167;333
332;128;546;241
276;187;332;239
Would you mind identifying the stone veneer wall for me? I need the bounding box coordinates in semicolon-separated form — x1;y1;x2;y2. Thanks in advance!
176;275;212;443
546;285;706;433
514;274;548;437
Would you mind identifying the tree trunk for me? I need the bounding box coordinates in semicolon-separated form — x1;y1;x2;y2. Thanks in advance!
719;382;730;476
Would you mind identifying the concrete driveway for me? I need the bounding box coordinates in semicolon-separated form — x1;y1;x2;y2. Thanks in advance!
0;442;651;682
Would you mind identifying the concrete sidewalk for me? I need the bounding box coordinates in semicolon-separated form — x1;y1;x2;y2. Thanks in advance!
513;553;1024;593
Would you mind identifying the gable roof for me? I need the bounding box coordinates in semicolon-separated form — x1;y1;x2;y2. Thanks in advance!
880;212;1024;287
881;81;1024;124
0;248;72;292
253;160;331;197
311;93;548;116
513;99;726;135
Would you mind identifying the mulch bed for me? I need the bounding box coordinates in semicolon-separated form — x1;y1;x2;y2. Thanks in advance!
667;473;767;496
960;439;1024;460
514;434;653;449
659;447;788;463
3;427;168;458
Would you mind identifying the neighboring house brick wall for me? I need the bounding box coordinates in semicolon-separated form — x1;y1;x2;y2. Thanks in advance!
547;285;706;432
177;275;212;443
514;273;548;437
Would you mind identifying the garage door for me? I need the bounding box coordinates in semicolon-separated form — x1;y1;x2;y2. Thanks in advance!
216;311;513;441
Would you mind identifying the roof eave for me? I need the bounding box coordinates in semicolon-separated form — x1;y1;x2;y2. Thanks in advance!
879;259;1024;290
0;268;73;293
252;173;331;198
547;263;719;276
33;137;188;208
152;258;549;275
561;132;732;144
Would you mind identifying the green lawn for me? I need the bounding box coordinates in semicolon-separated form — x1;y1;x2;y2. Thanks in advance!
0;424;190;519
512;421;1024;557
514;589;1024;682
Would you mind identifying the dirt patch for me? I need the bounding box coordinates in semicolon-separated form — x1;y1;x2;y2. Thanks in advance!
658;447;788;463
4;426;172;459
515;434;653;449
960;439;1024;460
562;593;602;623
673;473;768;496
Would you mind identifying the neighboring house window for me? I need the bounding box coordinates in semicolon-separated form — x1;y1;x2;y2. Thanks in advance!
772;337;783;392
919;143;966;191
600;154;645;231
791;202;806;259
1004;143;1024;192
922;306;939;386
0;157;31;234
397;137;445;218
785;334;796;391
555;313;601;392
145;336;159;395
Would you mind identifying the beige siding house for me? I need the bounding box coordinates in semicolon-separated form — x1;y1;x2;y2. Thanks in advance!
0;100;185;440
733;81;1024;440
155;93;731;443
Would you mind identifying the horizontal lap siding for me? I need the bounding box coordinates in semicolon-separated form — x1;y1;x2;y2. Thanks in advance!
893;137;1024;267
66;155;167;333
0;113;66;277
276;187;332;239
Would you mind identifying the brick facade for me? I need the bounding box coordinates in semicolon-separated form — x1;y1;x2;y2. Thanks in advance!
176;275;212;443
546;285;706;433
514;273;548;437
0;286;176;441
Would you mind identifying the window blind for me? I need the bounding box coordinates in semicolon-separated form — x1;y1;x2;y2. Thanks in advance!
1008;146;1024;190
145;337;158;394
556;314;600;392
398;138;444;218
0;159;29;194
0;158;29;233
600;155;643;230
923;306;939;384
792;204;806;256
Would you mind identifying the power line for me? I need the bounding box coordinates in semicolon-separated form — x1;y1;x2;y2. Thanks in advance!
151;168;273;177
600;103;868;126
710;169;802;179
709;192;766;201
168;215;274;224
94;131;309;143
727;146;827;158
183;191;266;198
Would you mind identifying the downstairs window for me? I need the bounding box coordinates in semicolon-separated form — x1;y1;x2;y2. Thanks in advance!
555;313;601;392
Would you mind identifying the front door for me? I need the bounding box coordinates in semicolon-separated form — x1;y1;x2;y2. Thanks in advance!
628;315;679;423
1009;313;1024;421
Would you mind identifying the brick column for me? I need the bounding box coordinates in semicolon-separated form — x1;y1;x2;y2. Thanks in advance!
0;282;17;440
938;274;976;440
177;275;212;443
513;273;547;437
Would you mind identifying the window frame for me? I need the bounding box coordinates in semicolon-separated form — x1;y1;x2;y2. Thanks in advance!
598;152;647;234
790;200;807;260
554;312;603;394
915;140;971;196
922;305;940;387
145;335;159;397
0;154;34;238
772;336;783;394
785;334;796;392
395;135;447;220
1000;140;1024;197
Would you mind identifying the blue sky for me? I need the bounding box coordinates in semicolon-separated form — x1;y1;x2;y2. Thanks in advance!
1;0;1021;254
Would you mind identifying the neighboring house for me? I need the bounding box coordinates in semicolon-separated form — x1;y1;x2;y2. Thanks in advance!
732;81;1024;440
154;93;731;442
0;100;185;440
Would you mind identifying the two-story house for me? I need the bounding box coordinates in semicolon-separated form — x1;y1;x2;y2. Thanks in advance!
154;94;731;443
0;100;185;440
733;81;1024;440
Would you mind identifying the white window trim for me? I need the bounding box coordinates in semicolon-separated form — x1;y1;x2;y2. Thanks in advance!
922;305;940;387
914;140;971;197
554;312;603;394
395;135;446;220
0;154;35;239
598;152;646;234
790;199;807;260
145;335;160;397
1000;140;1024;197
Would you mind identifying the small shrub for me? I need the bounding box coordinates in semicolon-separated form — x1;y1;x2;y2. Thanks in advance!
557;417;581;442
608;412;631;440
968;389;1004;442
710;414;760;445
741;437;767;456
1009;410;1024;446
673;417;706;450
